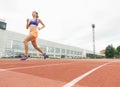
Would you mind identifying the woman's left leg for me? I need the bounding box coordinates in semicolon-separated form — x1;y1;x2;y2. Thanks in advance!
31;40;44;56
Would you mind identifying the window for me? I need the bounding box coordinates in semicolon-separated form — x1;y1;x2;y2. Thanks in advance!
71;50;73;54
40;45;47;52
48;47;54;53
0;21;6;30
61;49;65;53
77;52;80;55
67;50;70;54
12;40;36;51
12;40;24;50
55;48;60;53
79;51;82;55
74;51;77;55
29;43;35;51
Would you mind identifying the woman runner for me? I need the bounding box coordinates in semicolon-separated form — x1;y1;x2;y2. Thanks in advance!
21;11;46;60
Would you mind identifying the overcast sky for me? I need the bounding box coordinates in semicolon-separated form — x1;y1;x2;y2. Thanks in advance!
0;0;120;53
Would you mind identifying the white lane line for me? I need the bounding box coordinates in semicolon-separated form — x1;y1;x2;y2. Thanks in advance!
62;62;113;87
0;69;6;71
0;62;72;72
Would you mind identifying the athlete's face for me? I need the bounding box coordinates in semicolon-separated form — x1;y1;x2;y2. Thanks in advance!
32;11;37;18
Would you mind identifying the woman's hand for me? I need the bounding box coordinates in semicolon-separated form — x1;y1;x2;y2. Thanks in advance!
38;25;45;30
38;27;42;30
26;18;30;29
38;19;45;30
26;18;29;23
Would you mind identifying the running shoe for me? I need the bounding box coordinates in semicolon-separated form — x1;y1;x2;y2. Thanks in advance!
43;53;46;60
20;55;28;60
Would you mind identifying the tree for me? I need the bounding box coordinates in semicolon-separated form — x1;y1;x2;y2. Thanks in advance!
116;46;120;58
116;46;120;54
105;45;115;58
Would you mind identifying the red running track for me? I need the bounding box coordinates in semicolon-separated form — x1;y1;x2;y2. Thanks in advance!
0;59;119;87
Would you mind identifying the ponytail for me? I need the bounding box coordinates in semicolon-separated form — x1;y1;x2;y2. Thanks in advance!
36;12;39;18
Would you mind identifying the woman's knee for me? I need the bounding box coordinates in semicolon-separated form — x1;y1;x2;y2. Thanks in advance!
23;40;28;44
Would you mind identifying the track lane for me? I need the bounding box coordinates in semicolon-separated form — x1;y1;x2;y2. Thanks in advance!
0;59;113;87
75;61;120;87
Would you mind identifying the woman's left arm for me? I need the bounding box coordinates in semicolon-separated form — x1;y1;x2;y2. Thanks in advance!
38;19;45;30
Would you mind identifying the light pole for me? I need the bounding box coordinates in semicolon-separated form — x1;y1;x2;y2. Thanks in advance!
92;24;96;58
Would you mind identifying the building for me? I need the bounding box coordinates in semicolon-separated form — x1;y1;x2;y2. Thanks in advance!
0;19;93;58
99;50;105;57
100;50;105;54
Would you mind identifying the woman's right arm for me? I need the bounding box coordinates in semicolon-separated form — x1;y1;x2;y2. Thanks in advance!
26;18;30;29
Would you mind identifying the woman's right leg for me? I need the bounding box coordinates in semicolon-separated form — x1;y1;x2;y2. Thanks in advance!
23;34;34;56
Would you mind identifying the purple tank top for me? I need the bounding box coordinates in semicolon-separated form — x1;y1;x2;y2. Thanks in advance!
29;19;38;26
